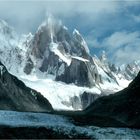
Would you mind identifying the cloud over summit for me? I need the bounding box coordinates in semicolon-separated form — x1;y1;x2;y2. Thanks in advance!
0;0;140;65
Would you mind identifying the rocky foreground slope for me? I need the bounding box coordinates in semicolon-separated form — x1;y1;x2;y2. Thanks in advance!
0;62;52;112
69;71;140;128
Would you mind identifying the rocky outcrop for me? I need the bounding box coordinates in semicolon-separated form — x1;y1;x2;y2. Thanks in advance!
0;62;53;112
61;92;101;110
80;92;101;110
56;58;98;87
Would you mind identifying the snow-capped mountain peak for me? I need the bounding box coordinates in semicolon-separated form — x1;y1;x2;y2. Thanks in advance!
73;29;80;35
100;50;108;63
0;17;139;110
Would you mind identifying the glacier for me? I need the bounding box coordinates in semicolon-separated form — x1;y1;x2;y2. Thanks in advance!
0;110;140;139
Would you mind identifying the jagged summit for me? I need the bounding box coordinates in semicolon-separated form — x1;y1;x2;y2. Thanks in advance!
35;17;63;51
100;50;108;62
21;16;98;87
37;15;63;44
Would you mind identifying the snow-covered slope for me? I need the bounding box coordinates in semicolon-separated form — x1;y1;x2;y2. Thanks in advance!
19;75;101;110
93;55;120;92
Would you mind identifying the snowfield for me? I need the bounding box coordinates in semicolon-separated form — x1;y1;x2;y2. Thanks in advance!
0;110;140;139
50;42;72;66
19;75;101;110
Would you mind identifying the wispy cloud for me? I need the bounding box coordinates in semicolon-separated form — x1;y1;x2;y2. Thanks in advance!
0;0;121;33
103;31;140;49
100;31;140;65
113;45;140;65
131;14;140;23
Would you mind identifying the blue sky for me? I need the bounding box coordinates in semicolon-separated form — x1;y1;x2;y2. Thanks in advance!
0;0;140;65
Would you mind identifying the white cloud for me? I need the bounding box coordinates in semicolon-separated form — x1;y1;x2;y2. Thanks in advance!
0;0;121;33
101;31;140;65
113;45;140;65
131;14;140;23
86;38;101;48
0;0;137;34
0;0;140;65
103;31;140;49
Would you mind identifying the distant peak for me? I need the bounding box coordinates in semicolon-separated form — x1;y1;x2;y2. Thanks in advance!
73;29;80;36
100;50;108;64
101;50;106;56
101;50;107;58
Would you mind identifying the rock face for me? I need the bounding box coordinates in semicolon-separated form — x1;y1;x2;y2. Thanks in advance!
0;62;53;112
76;71;140;128
56;58;96;87
80;92;101;110
68;92;101;110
